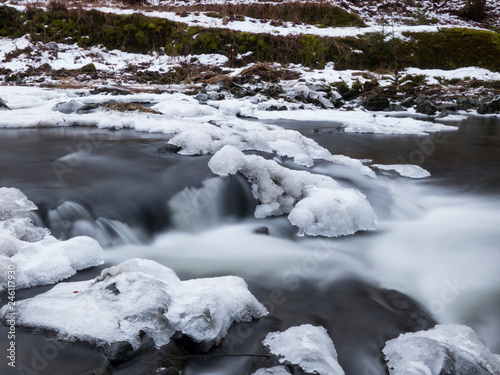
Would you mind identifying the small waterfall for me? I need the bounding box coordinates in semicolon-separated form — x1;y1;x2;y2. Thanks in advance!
167;175;256;232
36;201;146;247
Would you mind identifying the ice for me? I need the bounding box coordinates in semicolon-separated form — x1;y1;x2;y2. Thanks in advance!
0;258;268;351
0;187;103;292
372;164;431;179
383;324;500;375
262;324;345;375
252;366;291;375
208;146;377;237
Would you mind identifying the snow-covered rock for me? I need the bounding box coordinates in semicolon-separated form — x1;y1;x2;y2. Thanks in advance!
262;324;345;375
0;187;103;291
209;146;377;237
0;258;268;353
372;164;431;179
383;324;500;375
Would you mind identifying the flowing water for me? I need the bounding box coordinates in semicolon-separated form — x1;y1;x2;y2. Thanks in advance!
0;115;499;374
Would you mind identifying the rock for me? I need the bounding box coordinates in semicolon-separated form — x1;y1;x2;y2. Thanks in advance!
436;109;450;118
416;100;437;115
208;92;225;101
105;282;120;295
254;226;270;235
437;102;458;111
416;94;428;104
77;103;104;114
0;97;11;110
306;83;330;92
79;366;112;375
261;83;283;97
385;103;407;112
194;92;208;104
52;100;84;114
102;341;135;363
400;97;415;108
477;95;500;114
364;95;390;111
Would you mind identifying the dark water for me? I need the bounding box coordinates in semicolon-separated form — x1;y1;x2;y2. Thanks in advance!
0;116;499;375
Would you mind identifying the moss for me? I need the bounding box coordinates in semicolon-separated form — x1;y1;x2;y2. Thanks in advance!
0;6;499;72
105;102;162;114
81;63;96;73
205;11;223;19
401;28;500;72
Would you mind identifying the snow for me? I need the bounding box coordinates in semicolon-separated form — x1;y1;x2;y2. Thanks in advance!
255;108;458;135
383;324;500;375
0;86;383;173
262;324;345;375
0;258;268;351
372;164;431;179
0;36;227;75
208;146;377;237
0;187;104;292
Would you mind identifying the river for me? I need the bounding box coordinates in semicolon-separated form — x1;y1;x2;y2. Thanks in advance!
0;115;499;374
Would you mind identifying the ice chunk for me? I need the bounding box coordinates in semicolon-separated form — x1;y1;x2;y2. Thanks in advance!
372;164;431;178
383;324;500;375
0;259;268;352
209;146;377;237
262;324;345;375
252;366;291;375
0;187;103;292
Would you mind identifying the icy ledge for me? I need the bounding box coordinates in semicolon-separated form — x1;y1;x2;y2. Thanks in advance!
0;187;103;292
0;258;268;354
372;164;431;179
209;146;377;237
383;324;500;375
254;324;345;375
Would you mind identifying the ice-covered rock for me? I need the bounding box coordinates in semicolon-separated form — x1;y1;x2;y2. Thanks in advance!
262;324;345;375
252;366;291;375
0;187;103;291
0;258;268;354
209;146;377;237
372;164;431;178
383;324;500;375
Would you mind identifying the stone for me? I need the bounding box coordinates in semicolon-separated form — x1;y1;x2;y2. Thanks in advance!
0;97;11;110
194;92;208;104
436;109;450;118
364;95;390;111
400;97;415;108
102;341;135;363
208;92;225;101
385;103;407;112
477;95;500;114
79;366;112;375
52;100;84;114
416;100;437;115
254;226;270;235
437;102;458;111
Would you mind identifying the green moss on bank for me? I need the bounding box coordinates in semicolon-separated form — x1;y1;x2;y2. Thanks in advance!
401;28;500;72
0;6;499;71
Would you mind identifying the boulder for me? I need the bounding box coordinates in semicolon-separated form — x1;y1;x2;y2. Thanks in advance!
416;100;437;115
364;95;390;111
477;95;500;114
